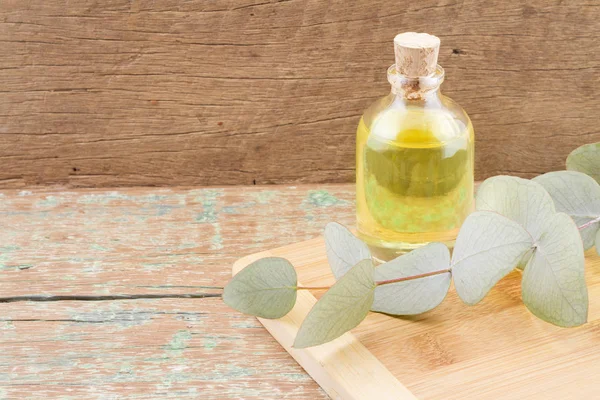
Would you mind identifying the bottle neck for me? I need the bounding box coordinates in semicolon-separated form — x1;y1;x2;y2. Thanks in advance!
387;64;444;102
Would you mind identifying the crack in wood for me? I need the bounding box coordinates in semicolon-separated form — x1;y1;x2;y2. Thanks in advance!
0;293;222;303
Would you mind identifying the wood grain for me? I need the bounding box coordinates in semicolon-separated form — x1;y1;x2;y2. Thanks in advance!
2;0;600;188
236;236;600;400
0;184;357;398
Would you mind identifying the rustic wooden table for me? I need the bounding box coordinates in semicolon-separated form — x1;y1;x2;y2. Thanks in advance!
0;184;358;399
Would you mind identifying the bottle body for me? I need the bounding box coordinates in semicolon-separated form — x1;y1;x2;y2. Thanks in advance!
356;89;474;261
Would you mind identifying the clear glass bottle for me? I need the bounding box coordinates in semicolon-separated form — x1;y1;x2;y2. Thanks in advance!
356;33;474;261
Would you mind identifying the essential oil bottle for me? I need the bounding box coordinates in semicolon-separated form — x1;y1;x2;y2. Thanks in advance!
356;32;474;261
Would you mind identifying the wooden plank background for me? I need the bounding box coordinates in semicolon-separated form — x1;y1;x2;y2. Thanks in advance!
1;0;600;189
0;184;356;398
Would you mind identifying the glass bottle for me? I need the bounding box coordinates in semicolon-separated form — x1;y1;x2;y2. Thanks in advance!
356;33;474;261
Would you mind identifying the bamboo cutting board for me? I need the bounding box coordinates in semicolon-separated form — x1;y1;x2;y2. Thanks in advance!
232;237;600;400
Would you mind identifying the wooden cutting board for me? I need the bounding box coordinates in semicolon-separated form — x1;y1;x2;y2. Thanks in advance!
232;237;600;400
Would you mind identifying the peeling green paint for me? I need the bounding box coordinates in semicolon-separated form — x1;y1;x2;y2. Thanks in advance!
211;231;223;250
253;190;277;204
2;321;15;330
203;338;218;350
195;190;222;223
231;321;260;329
0;245;19;253
83;261;103;274
193;190;225;250
142;262;171;271
78;192;174;205
70;307;154;329
0;246;17;270
155;204;179;217
221;206;239;214
90;244;111;252
35;196;61;208
175;312;206;323
222;201;259;215
305;190;348;208
114;363;136;382
164;330;192;356
78;192;130;204
275;372;312;381
224;365;255;379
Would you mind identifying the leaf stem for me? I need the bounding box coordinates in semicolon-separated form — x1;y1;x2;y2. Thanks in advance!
578;216;600;230
375;269;451;286
297;268;452;291
297;286;332;291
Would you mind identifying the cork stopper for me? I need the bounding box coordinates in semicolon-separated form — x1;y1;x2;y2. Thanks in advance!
393;32;440;78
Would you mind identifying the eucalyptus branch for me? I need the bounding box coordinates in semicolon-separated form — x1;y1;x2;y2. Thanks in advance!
296;285;331;291
374;268;451;286
297;268;451;291
578;216;600;231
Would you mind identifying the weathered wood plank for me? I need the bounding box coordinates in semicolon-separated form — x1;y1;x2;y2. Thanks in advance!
0;185;354;296
2;0;600;188
0;299;325;399
0;184;355;398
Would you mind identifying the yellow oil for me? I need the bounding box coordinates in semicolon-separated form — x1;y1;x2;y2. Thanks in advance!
356;106;474;260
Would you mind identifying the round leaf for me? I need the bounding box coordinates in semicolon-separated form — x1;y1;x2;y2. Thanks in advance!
567;142;600;184
223;257;297;319
533;171;600;250
294;259;375;348
452;211;533;305
324;222;371;280
522;213;588;327
372;243;451;315
476;176;555;241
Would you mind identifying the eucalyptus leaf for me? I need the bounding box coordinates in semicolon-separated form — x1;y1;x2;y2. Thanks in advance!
567;142;600;184
223;257;297;319
476;176;555;241
372;243;451;315
452;211;533;305
533;171;600;249
294;259;375;348
522;213;588;327
324;222;371;280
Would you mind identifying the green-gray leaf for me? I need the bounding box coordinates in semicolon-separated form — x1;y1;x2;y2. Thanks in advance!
372;243;450;315
476;176;555;241
294;259;375;348
533;171;600;250
522;213;588;327
324;222;371;280
567;142;600;184
223;257;297;319
452;211;533;305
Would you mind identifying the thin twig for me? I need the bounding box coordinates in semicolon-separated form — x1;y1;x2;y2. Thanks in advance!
297;268;451;292
297;286;331;291
375;269;451;286
578;216;600;231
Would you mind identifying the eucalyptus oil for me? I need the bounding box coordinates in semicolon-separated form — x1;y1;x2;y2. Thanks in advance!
356;33;474;260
